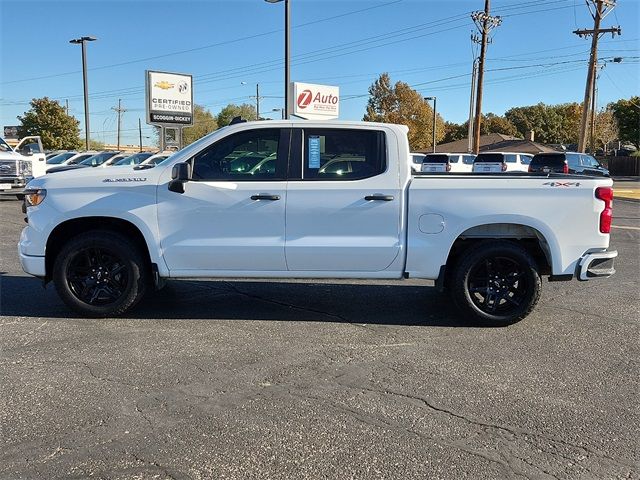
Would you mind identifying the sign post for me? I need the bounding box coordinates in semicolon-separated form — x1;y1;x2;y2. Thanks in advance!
145;70;193;149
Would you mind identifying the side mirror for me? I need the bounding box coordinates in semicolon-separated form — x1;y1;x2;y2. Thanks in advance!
169;162;191;193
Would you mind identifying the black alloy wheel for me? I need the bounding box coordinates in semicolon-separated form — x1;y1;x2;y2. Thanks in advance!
53;231;148;317
467;256;528;316
450;240;541;326
66;247;129;306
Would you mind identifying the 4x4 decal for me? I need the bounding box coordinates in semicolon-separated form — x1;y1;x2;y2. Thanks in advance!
542;181;581;187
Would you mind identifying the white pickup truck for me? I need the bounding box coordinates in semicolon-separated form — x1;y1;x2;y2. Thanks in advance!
19;120;617;326
0;136;47;195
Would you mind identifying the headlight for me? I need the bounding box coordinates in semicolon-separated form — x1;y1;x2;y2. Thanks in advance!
20;161;32;176
24;188;47;207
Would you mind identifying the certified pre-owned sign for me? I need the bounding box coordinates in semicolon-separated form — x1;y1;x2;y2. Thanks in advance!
292;82;339;120
146;71;194;126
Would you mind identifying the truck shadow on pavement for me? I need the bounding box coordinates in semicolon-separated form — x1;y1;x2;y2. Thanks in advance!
1;275;472;327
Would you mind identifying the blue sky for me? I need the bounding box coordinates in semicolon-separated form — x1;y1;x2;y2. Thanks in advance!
1;0;638;146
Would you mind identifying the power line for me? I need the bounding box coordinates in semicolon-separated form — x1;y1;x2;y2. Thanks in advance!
0;0;405;86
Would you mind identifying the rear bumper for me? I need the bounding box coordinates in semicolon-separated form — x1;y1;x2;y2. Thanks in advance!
577;250;617;281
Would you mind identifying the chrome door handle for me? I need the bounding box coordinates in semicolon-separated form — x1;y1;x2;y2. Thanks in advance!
251;194;280;201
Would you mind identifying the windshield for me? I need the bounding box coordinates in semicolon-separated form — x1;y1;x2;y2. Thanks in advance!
0;138;13;153
147;155;170;165
114;152;153;166
47;152;77;164
79;151;118;166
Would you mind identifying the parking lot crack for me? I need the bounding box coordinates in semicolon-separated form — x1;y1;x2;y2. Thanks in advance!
82;362;149;393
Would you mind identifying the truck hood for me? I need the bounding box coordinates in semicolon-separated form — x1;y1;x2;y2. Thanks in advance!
27;163;168;190
0;150;29;161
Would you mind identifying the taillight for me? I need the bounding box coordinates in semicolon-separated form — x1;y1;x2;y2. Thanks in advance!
501;163;507;172
528;165;533;172
595;186;613;234
563;162;569;174
446;163;451;172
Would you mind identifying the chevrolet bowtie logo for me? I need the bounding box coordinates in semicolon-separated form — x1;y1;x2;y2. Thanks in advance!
154;81;175;90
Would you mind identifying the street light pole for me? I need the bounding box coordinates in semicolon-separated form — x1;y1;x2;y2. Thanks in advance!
265;0;290;119
69;36;97;151
425;97;437;153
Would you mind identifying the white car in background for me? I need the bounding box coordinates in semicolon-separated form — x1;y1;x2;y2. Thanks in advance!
472;152;533;173
421;153;476;173
410;153;425;173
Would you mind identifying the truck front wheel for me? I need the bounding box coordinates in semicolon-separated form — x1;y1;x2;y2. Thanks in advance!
52;231;148;317
450;241;541;326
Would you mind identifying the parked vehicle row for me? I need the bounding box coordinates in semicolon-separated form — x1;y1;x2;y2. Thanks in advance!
414;151;609;176
46;150;173;173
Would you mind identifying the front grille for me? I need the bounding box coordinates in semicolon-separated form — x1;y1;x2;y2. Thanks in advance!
0;160;17;176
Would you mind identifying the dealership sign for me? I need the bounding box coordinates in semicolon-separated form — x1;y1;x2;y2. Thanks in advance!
292;82;339;120
146;70;194;126
3;126;19;139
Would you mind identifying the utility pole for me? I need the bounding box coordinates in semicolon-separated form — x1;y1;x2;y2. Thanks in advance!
138;118;143;152
65;99;69;116
471;1;502;154
467;58;479;153
574;0;621;153
111;99;126;150
425;97;437;153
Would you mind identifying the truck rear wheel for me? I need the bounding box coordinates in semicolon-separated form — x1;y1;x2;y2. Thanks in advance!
450;240;541;327
52;231;148;317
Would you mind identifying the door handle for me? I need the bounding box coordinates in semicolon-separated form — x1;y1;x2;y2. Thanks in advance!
251;194;280;201
365;195;394;201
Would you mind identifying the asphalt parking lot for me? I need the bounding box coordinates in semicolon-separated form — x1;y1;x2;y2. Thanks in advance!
1;197;638;480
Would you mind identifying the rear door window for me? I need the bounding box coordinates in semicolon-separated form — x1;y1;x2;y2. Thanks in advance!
462;155;476;165
475;153;503;163
531;154;566;169
423;154;449;164
302;129;386;180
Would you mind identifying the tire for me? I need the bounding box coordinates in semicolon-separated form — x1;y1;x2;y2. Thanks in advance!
450;240;541;327
52;230;148;317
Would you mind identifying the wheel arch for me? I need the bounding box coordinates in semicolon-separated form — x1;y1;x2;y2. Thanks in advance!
45;216;155;283
438;222;557;290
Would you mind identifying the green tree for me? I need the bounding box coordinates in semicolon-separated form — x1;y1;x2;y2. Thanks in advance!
182;105;218;146
442;121;466;143
216;103;257;127
609;97;640;147
363;73;445;150
18;97;82;150
504;102;581;144
483;113;519;137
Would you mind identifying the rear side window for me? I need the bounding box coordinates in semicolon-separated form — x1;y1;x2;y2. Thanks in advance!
411;154;425;165
567;154;581;168
505;154;518;163
449;155;460;163
475;153;503;163
423;154;449;164
519;155;532;165
303;129;386;180
531;154;566;169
